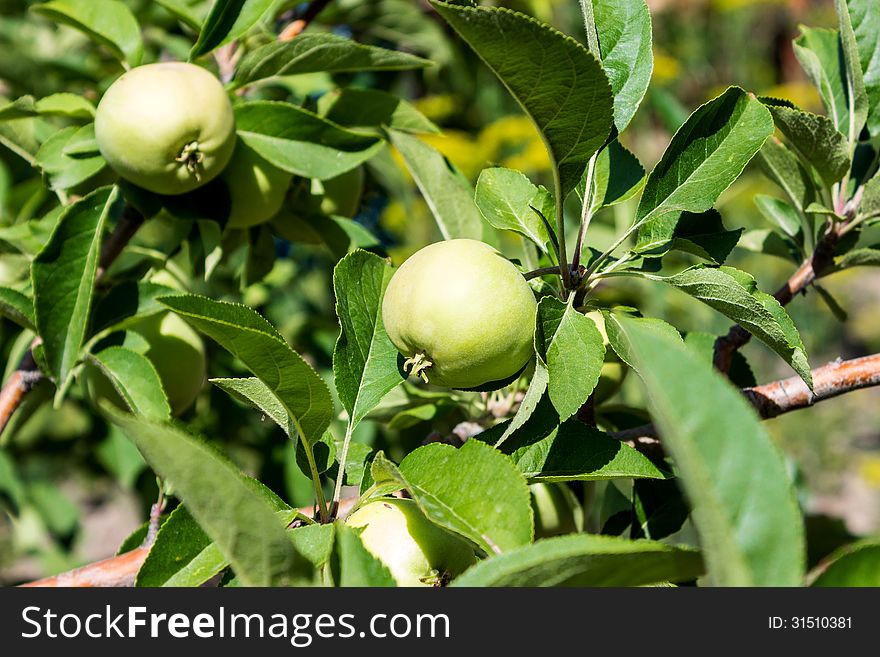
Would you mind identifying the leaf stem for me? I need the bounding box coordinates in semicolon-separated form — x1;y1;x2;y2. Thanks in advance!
331;422;354;508
572;153;599;271
304;445;330;523
553;175;572;290
523;266;564;280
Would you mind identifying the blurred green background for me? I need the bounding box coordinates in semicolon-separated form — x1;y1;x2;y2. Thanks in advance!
0;0;877;583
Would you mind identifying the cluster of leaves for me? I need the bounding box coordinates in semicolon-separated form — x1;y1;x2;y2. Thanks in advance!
0;0;878;586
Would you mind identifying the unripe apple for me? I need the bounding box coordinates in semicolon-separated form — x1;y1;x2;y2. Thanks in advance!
222;140;293;229
95;62;235;195
530;483;580;538
346;498;475;586
84;312;206;416
382;239;537;389
320;166;364;218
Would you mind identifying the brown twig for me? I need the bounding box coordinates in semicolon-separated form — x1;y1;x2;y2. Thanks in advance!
19;498;358;588
0;204;145;437
18;547;152;588
278;0;333;41
613;352;880;447
713;226;841;372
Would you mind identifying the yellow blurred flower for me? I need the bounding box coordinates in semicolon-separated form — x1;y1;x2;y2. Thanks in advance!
859;455;880;488
712;0;787;12
412;94;462;123
652;48;681;85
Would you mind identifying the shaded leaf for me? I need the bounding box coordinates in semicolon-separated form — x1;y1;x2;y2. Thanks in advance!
637;87;774;223
159;295;333;446
389;129;484;240
535;296;604;421
606;314;805;586
234;33;431;86
190;0;275;59
87;346;171;421
32;0;143;67
332;250;400;427
32;187;118;397
593;0;653;132
452;534;703;587
113;413;307;586
235;101;384;180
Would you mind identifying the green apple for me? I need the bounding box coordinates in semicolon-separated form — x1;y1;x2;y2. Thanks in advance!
585;311;628;403
84;312;206;416
222;139;293;229
346;498;475;586
319;166;364;218
95;62;235;195
382;239;537;389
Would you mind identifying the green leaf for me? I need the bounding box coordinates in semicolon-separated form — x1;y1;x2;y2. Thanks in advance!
0;96;37;121
319;88;439;135
847;0;880;137
332;250;401;427
333;522;397;587
859;174;880;222
636;87;774;223
0;287;35;330
34;93;96;120
159;294;333;446
683;331;757;389
475;167;554;254
235;101;384;180
87;346;171;421
62;124;99;156
626;266;812;386
154;0;205;31
833;245;880;269
211;376;292;433
432;1;613;197
34;126;106;192
812;539;880;586
794;23;866;147
384;440;533;554
756;137;814;217
593;0;653;132
452;534;703;587
635;209;742;265
604;313;682;371
762;103;850;186
739;229;801;263
112;413;306;586
389;129;484;241
334;522;396;587
589;140;645;212
91;281;184;337
0;118;40;166
494;405;668;482
836;0;869;147
32;187;118;397
754;194;803;239
290;523;335;569
494;361;550;448
190;0;275;60
606;314;806;586
32;0;143;67
234;33;431;86
136;505;225;587
535;296;605;421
